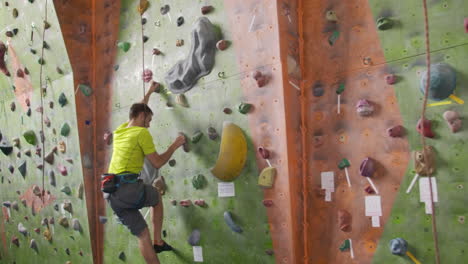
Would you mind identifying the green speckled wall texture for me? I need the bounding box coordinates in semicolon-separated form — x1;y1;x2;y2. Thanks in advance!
102;1;274;263
369;0;468;263
0;1;92;263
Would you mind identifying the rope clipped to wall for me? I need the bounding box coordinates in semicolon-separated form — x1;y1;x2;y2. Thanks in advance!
420;0;440;263
38;0;49;202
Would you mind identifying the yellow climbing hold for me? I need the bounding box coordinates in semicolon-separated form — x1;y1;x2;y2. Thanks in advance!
428;101;452;107
138;0;149;15
43;228;52;241
211;122;247;182
258;167;276;188
449;94;464;105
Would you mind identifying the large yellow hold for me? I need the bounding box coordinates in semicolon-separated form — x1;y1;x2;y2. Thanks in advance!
211;122;247;182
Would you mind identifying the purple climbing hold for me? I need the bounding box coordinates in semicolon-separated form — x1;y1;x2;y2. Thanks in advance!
2;201;11;208
356;99;374;116
443;110;462;133
18;222;28;236
58;164;68;176
385;74;397;85
207;127;218;140
359;157;375;177
188;229;201;246
72;219;82;232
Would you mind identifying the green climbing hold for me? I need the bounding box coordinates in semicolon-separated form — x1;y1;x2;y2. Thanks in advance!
61;123;71;137
58;92;68;107
336;83;345;95
192;174;207;190
339;239;351;251
38;58;45;65
238;103;253;114
18;160;27;178
78;84;93;96
117;42;131;52
338;158;350;169
328;31;340;46
23;130;37;145
61;186;71;195
191;131;203;143
376;17;393;30
28;0;35;3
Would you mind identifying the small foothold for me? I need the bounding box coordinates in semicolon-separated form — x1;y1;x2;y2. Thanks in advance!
443;110;462;133
77;183;84;199
8;164;14;173
207;127;218;140
238;103;253;114
35;145;42;157
36;163;44;170
43;228;52;241
168;159;176;167
141;18;147;25
99;216;108;224
328;31;340;46
143;35;149;43
48;170;56;186
175;94;189;107
465;18;468;33
78;84;93;96
18;223;28;236
65;248;71;255
17;151;21;158
142;69;152;83
216;40;229;51
34;228;40;234
42;41;50;50
265;249;274;255
58;216;69;228
192;174;208;190
56;67;64;75
117;42;131;52
223;211;242;233
61;186;71;195
11;236;19;247
18;160;27;178
10;102;16;111
337;158;350;170
389;238;408;256
191;131;203;143
26;107;32;116
103;131;113;145
338;209;352;232
194;199;206;207
72;219;82;232
137;0;149;15
177;16;184;27
201;5;214;15
262;199;273;207
24;149;32;157
339;239;351;252
0;142;14;156
49;217;55;225
119;251;126;261
180;199;192;207
336;83;345;94
364;185;376;194
176;39;184;47
359;157;375;177
5;31;13;38
23;130;37;145
63;202;73;214
223;107;232;114
356;99;374;116
58;92;68;107
414;146;436;176
376;17;394;30
61;123;71;137
160;4;170;15
253;71;268;87
258;167;276;188
57;165;68;176
188;229;201;246
312;83;325;97
387;125;405;137
38;58;45;65
44;20;51;30
326;10;338;22
33;185;42;196
416;118;435;138
152;48;162;55
170;199;177;206
41;218;49;226
12;8;18;18
17;69;25;78
45;150;54;164
385;74;397;85
257;146;270;159
58;141;66;153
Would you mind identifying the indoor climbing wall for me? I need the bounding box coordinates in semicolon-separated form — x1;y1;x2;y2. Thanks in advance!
103;0;275;263
0;1;92;263
368;0;468;263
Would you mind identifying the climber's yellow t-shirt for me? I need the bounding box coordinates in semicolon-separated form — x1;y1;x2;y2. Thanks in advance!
108;122;156;174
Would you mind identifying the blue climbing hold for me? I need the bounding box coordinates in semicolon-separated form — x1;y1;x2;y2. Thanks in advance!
420;63;456;101
389;238;408;256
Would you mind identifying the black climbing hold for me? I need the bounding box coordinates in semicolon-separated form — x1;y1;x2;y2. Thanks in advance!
11;236;19;247
18;160;27;178
56;67;63;74
143;35;149;43
63;202;73;214
43;41;50;49
59;92;68;107
48;170;56;186
12;28;18;35
238;103;253;114
119;252;126;261
8;164;14;174
168;159;176;167
191;131;203;143
0;141;13;155
10;102;16;111
38;58;45;65
2;201;11;208
207;127;218;140
163;230;167;237
29;239;38;253
54;204;59;211
30;49;37;54
114;65;119;71
312;82;325;97
26;108;31;116
99;216;108;224
177;16;184;27
65;248;70;255
141;18;147;25
160;4;170;15
18;223;28;236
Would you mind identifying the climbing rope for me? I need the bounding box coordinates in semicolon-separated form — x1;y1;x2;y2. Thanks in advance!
38;0;49;202
420;0;441;263
140;10;145;97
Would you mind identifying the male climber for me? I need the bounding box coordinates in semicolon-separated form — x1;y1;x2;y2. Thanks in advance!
106;81;186;264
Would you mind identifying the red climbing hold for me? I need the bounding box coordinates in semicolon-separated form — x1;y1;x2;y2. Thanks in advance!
179;199;192;207
11;236;19;247
216;40;228;51
464;18;468;33
257;146;270;159
387;125;405;137
364;185;376;194
337;209;352;232
416;118;435;138
0;42;10;77
142;69;153;83
152;48;162;55
253;71;268;87
262;199;273;207
201;5;214;15
17;69;24;78
194;199;206;207
385;74;397;85
58;164;68;176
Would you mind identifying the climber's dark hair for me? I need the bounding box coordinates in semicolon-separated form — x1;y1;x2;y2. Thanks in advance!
129;103;153;120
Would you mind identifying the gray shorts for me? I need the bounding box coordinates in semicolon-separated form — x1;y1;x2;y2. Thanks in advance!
108;180;159;236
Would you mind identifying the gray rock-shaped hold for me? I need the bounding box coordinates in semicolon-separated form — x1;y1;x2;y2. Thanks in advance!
72;219;82;232
420;63;456;101
165;17;218;94
48;170;56;186
188;229;201;246
29;239;38;253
